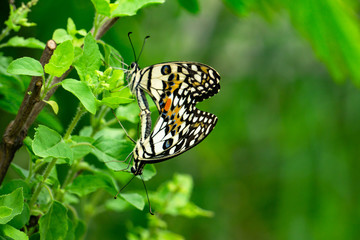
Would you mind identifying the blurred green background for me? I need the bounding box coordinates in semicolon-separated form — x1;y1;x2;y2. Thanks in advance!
2;0;360;239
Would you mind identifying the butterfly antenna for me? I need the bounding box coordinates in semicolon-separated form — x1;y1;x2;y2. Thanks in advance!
114;174;137;199
137;35;150;63
111;109;136;143
128;32;137;62
141;174;154;215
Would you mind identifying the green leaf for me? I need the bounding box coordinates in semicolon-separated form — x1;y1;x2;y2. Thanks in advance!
71;136;94;159
52;28;72;43
32;125;73;161
4;3;36;32
138;164;156;181
100;96;134;109
0;36;46;49
0;55;25;90
153;174;212;217
0;207;12;218
74;33;101;81
10;163;29;179
8;203;30;229
177;0;199;14
0;179;31;200
105;198;129;212
37;109;64;133
115;102;140;123
107;69;125;89
92;127;125;140
0;224;28;240
177;202;213;218
0;188;24;224
156;230;185;240
91;136;134;171
74;220;86;240
39;201;68;240
44;40;74;77
67;173;117;196
102;43;124;69
120;193;144;210
62;79;97;114
67;18;77;36
111;0;165;17
91;0;111;16
7;57;44;76
43;100;59;114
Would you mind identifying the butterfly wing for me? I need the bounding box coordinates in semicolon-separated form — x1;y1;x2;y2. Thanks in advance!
135;62;220;114
132;62;220;162
136;106;218;162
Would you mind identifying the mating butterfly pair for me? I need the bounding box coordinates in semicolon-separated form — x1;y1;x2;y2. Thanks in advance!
127;61;220;175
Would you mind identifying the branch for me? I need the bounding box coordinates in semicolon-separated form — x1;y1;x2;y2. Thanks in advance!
0;40;56;184
0;17;120;185
94;17;119;40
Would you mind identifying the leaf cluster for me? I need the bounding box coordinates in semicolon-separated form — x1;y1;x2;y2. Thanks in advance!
0;0;212;239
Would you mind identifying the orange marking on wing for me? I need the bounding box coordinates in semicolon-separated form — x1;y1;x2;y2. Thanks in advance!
167;106;183;134
200;66;209;73
164;98;172;112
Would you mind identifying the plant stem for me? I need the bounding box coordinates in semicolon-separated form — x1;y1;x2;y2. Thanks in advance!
0;27;11;43
91;106;109;136
55;105;87;200
58;159;80;195
64;104;86;140
28;158;57;210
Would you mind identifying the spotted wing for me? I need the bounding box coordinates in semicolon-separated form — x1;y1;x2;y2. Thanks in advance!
136;105;218;162
136;62;220;114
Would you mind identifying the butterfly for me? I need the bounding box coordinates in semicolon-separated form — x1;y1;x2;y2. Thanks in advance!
127;61;221;175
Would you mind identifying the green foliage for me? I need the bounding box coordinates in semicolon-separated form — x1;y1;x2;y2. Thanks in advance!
177;0;200;14
0;0;38;42
62;79;97;114
91;0;166;17
0;188;24;224
0;1;213;239
0;36;45;49
4;0;359;239
32;125;73;162
44;40;74;77
52;18;87;46
152;174;213;217
226;0;360;85
73;33;101;81
0;188;28;240
67;172;116;197
127;174;213;239
7;57;44;77
0;224;28;240
38;201;68;240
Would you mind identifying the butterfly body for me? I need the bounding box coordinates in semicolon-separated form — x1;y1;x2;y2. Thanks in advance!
128;62;220;175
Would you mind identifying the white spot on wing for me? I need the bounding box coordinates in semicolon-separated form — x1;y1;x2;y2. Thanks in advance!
169;147;176;155
194;74;201;82
209;69;215;78
194;126;201;135
179;97;185;106
173;96;179;106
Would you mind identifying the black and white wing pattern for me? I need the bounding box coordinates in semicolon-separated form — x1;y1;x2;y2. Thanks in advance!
134;96;218;162
131;62;220;112
128;62;220;175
